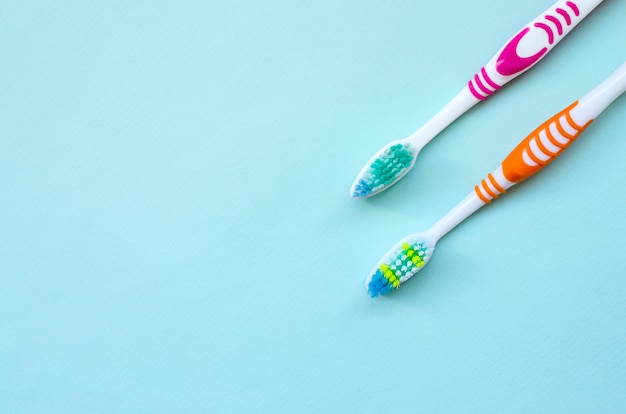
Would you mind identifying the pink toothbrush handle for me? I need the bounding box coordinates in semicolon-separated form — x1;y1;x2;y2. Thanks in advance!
467;0;603;101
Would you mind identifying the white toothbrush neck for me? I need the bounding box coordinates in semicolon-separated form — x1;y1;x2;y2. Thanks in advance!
407;88;479;149
570;62;626;125
425;192;486;242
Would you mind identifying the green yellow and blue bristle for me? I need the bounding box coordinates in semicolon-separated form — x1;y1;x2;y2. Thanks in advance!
352;143;415;198
367;238;434;298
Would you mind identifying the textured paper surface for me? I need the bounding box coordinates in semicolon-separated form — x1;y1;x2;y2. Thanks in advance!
2;0;626;412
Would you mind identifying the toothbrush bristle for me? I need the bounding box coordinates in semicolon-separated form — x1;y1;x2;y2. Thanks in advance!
352;143;416;198
367;236;434;298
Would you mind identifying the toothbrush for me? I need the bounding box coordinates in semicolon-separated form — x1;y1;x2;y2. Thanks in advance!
366;61;626;297
350;0;604;199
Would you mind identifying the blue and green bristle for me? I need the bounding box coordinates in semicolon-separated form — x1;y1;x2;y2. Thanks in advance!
367;239;433;298
352;143;415;198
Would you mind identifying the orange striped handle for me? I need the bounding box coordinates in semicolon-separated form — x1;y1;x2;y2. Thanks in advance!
474;173;507;204
474;101;592;204
501;101;591;182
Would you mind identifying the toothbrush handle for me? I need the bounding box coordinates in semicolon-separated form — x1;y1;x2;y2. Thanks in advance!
475;61;626;203
503;101;589;186
427;61;625;242
467;0;602;101
430;101;590;239
473;100;590;202
408;0;602;150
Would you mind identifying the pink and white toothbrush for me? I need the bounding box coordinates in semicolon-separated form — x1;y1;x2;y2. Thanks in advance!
350;0;604;199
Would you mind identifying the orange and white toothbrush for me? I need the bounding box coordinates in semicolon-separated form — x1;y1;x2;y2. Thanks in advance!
366;61;626;297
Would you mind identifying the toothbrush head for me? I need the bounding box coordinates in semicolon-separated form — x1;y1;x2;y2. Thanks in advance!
366;234;435;297
350;141;418;199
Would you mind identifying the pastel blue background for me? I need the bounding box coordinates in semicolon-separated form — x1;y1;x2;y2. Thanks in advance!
2;0;625;412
